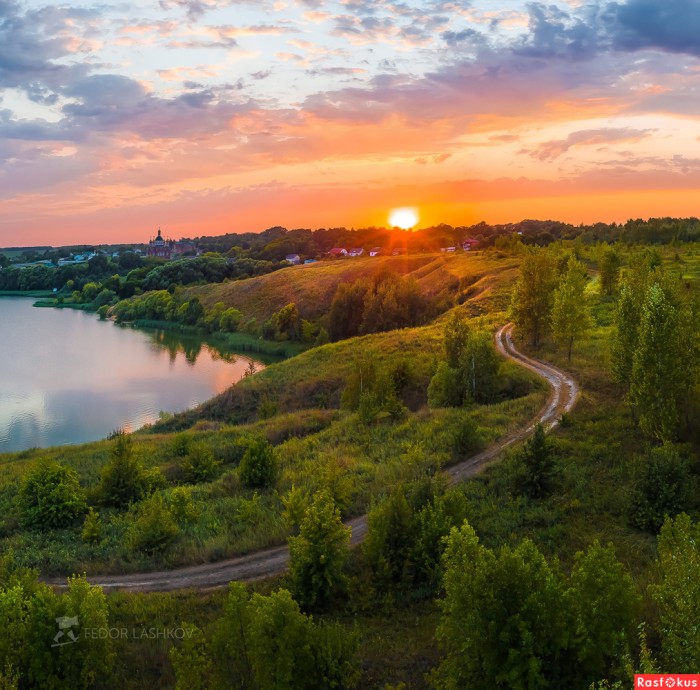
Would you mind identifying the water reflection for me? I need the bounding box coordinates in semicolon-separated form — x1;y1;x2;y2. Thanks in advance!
0;298;262;453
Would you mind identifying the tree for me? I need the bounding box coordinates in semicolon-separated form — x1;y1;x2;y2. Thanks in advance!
81;507;102;543
599;247;621;296
239;438;277;489
610;283;642;390
509;247;559;346
98;431;148;508
170;625;212;690
329;280;369;341
630;444;693;532
443;311;470;369
275;303;301;341
516;424;555;499
434;523;569;689
209;583;255;690
551;259;592;361
289;491;350;612
629;281;684;441
650;514;700;671
610;257;652;391
17;459;86;529
566;542;640;685
460;330;501;402
427;361;462;408
363;489;416;594
247;590;315;690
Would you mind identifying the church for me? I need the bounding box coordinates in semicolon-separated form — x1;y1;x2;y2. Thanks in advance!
146;229;198;260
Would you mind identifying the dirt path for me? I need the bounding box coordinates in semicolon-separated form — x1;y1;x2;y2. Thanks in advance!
47;323;578;592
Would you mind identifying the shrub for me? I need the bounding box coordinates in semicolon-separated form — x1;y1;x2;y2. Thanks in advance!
181;442;221;484
168;487;199;524
17;459;86;529
81;507;102;544
239;438;277;489
125;493;180;555
98;432;149;508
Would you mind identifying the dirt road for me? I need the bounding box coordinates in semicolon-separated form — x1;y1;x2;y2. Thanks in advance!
47;323;578;592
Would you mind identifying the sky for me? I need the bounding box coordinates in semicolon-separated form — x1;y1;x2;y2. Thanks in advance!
1;0;699;246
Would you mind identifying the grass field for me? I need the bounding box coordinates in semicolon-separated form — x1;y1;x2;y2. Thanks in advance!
185;251;519;322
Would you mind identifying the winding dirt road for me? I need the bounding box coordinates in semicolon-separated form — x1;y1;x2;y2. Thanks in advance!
48;323;578;592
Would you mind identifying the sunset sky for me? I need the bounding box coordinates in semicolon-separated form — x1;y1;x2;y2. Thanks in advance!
1;0;699;246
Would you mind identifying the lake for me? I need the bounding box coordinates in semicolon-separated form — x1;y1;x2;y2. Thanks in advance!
0;297;261;453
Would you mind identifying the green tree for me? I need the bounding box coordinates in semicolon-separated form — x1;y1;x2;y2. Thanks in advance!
599;247;621;296
363;489;416;594
275;303;301;340
435;523;569;689
516;424;555;499
610;259;651;390
443;311;470;369
98;431;149;508
329;280;369;341
81;507;102;543
239;437;277;489
566;542;640;685
509;247;559;346
551;259;592;361
630;444;693;532
427;361;462;408
170;624;212;690
650;514;700;671
209;583;255;690
18;459;86;529
630;281;684;441
247;589;315;689
289;491;350;612
460;330;501;402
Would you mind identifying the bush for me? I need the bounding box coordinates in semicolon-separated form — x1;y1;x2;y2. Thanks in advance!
81;507;102;544
168;487;199;524
239;438;277;489
125;493;180;555
180;442;221;484
17;459;87;529
428;362;462;408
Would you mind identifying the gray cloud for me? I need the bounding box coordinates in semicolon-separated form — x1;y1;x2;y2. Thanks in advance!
609;0;700;56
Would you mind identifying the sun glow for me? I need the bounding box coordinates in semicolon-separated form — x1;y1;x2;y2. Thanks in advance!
389;207;419;229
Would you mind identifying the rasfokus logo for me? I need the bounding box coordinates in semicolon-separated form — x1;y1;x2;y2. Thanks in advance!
636;676;700;688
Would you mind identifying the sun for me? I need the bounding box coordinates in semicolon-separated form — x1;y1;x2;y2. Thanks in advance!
389;207;419;229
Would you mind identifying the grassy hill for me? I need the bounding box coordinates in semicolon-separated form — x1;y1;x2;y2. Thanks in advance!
184;252;520;322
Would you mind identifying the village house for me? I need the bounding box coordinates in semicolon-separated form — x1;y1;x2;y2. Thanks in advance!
369;247;382;257
348;247;364;257
462;238;480;251
327;247;348;257
285;254;302;265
